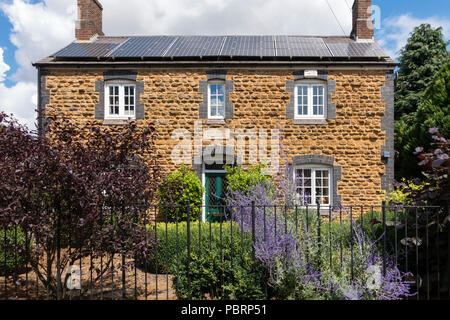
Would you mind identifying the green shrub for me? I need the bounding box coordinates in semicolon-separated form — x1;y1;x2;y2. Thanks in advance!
158;165;204;222
147;222;266;300
387;179;429;205
225;164;273;195
0;227;29;276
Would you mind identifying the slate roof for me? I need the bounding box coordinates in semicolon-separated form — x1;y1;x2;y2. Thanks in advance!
45;35;392;63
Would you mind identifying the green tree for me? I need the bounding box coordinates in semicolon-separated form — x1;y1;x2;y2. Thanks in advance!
395;24;448;120
394;24;449;178
396;62;450;178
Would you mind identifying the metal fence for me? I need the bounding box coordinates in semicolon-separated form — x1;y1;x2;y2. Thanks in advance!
1;202;449;300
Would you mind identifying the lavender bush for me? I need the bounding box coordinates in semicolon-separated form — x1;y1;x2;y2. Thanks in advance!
225;161;413;300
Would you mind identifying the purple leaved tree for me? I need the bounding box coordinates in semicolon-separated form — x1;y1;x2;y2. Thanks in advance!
0;112;161;299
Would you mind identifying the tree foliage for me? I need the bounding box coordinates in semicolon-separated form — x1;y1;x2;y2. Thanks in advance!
394;24;449;120
0;112;161;299
407;128;450;206
396;60;450;178
394;24;449;178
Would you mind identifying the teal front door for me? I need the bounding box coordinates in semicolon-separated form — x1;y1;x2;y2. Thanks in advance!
205;173;227;222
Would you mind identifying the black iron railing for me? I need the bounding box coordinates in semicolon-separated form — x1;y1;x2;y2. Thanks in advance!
0;202;449;300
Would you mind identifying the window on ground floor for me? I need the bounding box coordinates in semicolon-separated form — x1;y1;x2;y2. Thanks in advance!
294;166;332;206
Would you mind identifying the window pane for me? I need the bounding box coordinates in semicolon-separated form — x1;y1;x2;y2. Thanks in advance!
304;189;312;204
210;106;217;117
218;95;225;106
210;96;217;106
125;87;129;95
301;86;308;95
218;106;225;117
109;87;114;95
217;85;225;95
304;169;311;178
115;87;119;95
297;86;309;116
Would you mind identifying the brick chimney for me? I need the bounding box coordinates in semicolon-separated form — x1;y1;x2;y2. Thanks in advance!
75;0;104;41
350;0;374;42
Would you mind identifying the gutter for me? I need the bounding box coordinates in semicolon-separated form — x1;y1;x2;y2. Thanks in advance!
33;59;398;70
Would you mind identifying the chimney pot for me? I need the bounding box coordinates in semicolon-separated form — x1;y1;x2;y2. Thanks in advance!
350;0;374;42
75;0;104;41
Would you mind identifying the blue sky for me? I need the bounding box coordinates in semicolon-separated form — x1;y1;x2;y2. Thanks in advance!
0;0;449;127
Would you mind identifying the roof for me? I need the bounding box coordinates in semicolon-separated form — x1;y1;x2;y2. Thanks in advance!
36;35;395;66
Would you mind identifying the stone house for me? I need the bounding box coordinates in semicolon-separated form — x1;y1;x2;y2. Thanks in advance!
34;0;396;220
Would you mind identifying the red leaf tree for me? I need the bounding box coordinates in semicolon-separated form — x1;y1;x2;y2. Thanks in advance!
0;112;161;299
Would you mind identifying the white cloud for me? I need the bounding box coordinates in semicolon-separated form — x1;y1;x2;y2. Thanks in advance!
0;48;11;82
0;48;35;128
102;0;353;36
0;81;36;129
1;0;76;83
0;0;75;128
378;14;450;59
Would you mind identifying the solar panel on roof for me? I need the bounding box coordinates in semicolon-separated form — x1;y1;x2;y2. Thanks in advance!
109;36;177;57
164;36;225;57
327;42;387;57
50;36;390;60
275;36;332;57
53;42;119;57
221;36;276;57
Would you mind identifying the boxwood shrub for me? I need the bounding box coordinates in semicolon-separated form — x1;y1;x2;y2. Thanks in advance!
0;227;29;276
146;222;267;300
158;165;204;222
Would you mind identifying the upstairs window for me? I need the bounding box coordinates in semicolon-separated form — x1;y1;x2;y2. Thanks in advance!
294;166;332;206
295;84;327;119
208;83;225;119
105;82;136;119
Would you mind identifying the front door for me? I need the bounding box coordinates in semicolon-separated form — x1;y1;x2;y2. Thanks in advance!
205;173;227;222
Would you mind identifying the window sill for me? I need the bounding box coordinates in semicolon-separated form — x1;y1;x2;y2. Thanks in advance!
103;119;135;126
294;119;328;125
206;119;226;125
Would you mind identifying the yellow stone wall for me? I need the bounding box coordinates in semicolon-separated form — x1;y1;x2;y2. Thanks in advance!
44;68;390;207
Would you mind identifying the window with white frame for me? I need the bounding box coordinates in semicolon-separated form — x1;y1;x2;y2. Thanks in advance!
105;82;136;119
295;83;327;119
294;166;332;206
208;83;225;119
